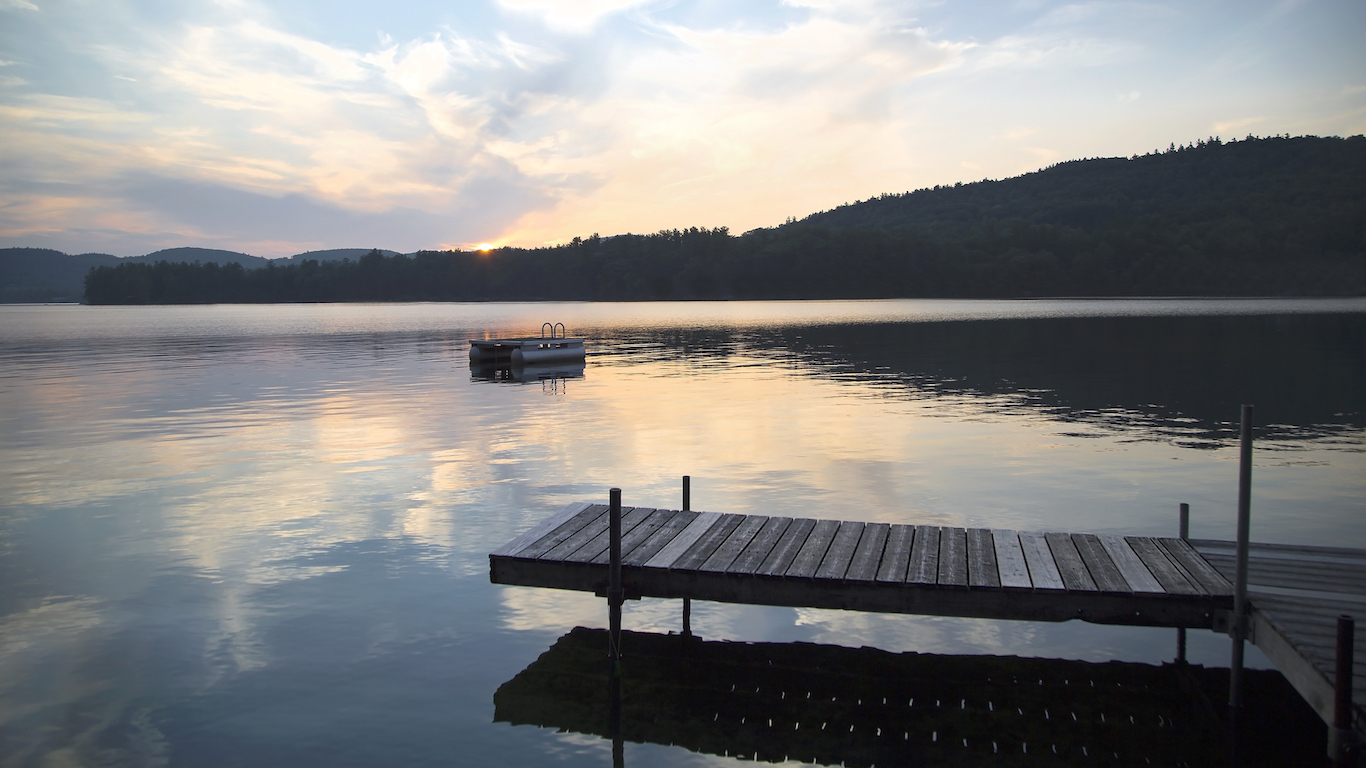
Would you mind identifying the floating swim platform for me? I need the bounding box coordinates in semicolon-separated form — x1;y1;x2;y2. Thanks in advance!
469;322;586;366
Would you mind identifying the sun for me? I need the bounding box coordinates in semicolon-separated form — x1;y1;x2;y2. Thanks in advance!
477;243;494;251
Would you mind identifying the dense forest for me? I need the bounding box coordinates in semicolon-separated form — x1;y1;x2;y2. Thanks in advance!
83;135;1366;304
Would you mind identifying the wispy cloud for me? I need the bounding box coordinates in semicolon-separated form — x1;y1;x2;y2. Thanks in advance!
0;0;1360;255
1212;116;1265;133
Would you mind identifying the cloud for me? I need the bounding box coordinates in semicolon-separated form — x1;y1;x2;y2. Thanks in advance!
1212;116;1265;133
0;0;1362;255
0;0;38;11
497;0;647;31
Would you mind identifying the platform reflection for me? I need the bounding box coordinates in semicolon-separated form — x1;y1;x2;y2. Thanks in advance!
495;627;1323;767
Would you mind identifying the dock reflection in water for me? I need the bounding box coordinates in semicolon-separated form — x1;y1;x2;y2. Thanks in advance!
496;628;1324;767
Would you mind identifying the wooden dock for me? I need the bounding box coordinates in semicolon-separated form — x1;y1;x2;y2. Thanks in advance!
1192;538;1366;734
491;502;1233;629
489;501;1364;746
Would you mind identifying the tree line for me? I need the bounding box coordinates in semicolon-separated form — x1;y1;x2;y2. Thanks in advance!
85;135;1366;303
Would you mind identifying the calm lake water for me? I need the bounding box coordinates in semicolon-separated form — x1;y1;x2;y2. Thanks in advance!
2;299;1364;766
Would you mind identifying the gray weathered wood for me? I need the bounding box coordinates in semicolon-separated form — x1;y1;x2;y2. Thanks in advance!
624;510;695;566
495;502;1365;735
672;514;744;571
1202;554;1366;593
787;520;841;578
1098;534;1164;594
876;525;915;583
493;501;596;557
938;527;968;587
1018;532;1064;591
907;526;940;585
541;507;618;561
815;521;865;580
601;508;672;565
727;517;791;574
846;523;890;582
758;518;816;576
1046;532;1097;592
1072;534;1130;594
1158;537;1233;595
700;515;769;572
645;511;720;568
570;506;653;563
1192;538;1366;562
966;528;1000;589
1125;537;1200;596
513;504;606;559
992;529;1033;589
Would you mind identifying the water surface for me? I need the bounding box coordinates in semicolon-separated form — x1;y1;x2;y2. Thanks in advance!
2;299;1363;766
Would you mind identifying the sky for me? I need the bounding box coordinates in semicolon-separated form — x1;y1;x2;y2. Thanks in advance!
0;0;1363;257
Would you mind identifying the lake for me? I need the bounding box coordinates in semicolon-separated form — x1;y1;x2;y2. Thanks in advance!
2;298;1364;766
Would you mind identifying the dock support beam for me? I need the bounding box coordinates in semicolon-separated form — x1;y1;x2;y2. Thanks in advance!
1331;615;1357;766
608;488;623;676
1177;503;1190;664
681;476;692;638
1229;405;1254;743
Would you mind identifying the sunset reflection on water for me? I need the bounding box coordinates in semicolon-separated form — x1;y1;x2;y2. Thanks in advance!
1;299;1363;766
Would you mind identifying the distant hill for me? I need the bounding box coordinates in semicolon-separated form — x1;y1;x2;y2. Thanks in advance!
129;247;271;269
0;246;406;302
0;248;118;302
282;248;404;263
796;134;1365;245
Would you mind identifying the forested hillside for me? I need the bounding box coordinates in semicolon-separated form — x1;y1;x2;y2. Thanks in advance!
83;134;1366;303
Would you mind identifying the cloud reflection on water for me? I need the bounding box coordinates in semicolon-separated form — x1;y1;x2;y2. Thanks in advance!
0;299;1362;766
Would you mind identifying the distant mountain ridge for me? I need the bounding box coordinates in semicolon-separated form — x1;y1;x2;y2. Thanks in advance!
0;246;404;302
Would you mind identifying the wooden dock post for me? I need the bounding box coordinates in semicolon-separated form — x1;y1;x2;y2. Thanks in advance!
608;488;623;677
1331;615;1357;766
1177;503;1190;664
1229;405;1254;740
681;476;692;638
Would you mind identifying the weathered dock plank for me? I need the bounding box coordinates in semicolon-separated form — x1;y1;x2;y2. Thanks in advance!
1126;536;1200;596
700;515;768;572
1046;532;1097;592
567;506;653;563
875;524;914;583
787;519;840;578
673;514;744;571
727;517;790;575
938;527;968;587
624;510;696;566
645;512;720;568
757;518;815;576
815;521;864;580
491;501;596;557
1072;533;1129;594
907;525;940;584
846;523;889;582
992;529;1032;589
1018;532;1063;591
1098;534;1164;594
966;529;1000;588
